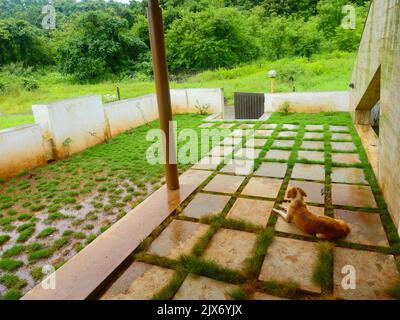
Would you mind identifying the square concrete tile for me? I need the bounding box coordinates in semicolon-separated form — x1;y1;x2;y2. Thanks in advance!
182;193;230;219
101;262;176;300
226;198;274;227
304;132;324;140
242;177;283;199
255;162;288;178
261;124;277;130
250;292;287;300
306;125;324;131
208;146;234;157
221;159;254;176
331;142;357;152
291;163;325;181
202;228;258;271
219;123;235;129
333;248;398;300
246;138;267;148
259;237;321;293
298;151;325;162
332;153;361;165
286;180;325;204
332;133;352;141
283;124;299;130
334;210;389;247
192;156;224;170
265;149;291;161
173;274;237;300
272;140;295;148
330;125;349;132
275;206;325;237
220;137;243;146
231;129;253;137
203;174;245;194
199;123;214;128
278;131;297;138
239;124;255;129
148;220;210;259
255;130;273;137
235;148;261;160
331;167;368;185
301;141;324;150
332;184;377;208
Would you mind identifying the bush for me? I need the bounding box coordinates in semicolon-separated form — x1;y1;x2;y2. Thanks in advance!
21;78;39;91
166;7;261;72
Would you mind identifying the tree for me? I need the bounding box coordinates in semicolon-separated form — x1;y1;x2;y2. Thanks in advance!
57;10;148;82
0;19;52;66
166;7;261;72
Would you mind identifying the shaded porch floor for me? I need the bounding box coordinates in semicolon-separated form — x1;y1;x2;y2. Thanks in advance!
97;115;400;300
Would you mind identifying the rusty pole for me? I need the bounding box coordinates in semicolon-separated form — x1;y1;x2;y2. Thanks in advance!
148;0;179;190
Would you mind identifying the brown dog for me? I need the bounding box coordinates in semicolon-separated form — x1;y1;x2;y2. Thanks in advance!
273;187;350;241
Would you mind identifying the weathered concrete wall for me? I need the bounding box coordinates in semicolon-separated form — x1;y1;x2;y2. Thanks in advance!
350;0;400;231
1;88;224;179
170;88;224;114
0;125;47;178
264;91;350;113
105;94;158;137
33;95;110;159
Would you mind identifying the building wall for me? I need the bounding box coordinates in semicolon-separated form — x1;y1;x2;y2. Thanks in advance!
350;0;400;231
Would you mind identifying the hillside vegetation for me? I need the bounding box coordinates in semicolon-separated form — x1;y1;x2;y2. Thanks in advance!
0;0;368;128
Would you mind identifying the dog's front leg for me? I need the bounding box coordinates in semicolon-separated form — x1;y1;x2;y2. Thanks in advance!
273;208;290;223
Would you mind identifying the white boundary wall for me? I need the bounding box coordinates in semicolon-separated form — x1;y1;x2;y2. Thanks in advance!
33;95;109;159
0;124;47;178
105;94;158;137
264;91;350;113
0;88;224;178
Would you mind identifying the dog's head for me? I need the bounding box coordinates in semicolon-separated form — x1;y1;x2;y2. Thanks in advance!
287;187;307;201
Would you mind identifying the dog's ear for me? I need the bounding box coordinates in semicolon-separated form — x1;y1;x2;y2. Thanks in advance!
298;188;307;198
287;188;297;199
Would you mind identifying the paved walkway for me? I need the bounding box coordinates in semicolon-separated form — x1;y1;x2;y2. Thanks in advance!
100;122;399;300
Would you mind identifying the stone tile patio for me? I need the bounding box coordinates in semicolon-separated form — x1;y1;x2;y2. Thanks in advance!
181;193;230;219
291;163;325;181
203;174;245;194
98;121;399;301
265;149;291;161
173;275;237;300
332;153;361;165
333;248;398;300
226;198;274;227
259;237;321;293
202;228;258;271
147;220;210;259
254;162;288;179
241;177;282;199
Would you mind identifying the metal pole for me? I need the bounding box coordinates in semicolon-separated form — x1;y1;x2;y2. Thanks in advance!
148;0;179;190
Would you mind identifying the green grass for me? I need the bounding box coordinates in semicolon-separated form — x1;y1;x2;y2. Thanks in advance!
36;227;57;239
0;51;355;129
1;288;22;300
0;258;23;271
2;245;25;258
312;242;334;292
0;273;27;289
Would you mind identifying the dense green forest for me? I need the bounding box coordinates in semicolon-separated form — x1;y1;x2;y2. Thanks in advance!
0;0;369;86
